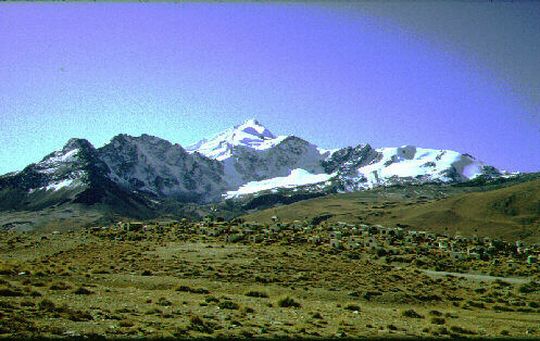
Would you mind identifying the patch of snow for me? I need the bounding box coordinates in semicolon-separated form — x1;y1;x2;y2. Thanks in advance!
317;147;340;159
44;149;79;165
461;163;482;179
45;179;74;191
225;168;336;198
37;149;80;174
501;171;520;178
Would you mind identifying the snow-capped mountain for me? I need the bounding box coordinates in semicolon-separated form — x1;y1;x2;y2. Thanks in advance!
327;144;501;192
187;119;331;189
1;138;103;194
186;118;288;161
186;119;502;197
0;118;505;212
0;137;154;215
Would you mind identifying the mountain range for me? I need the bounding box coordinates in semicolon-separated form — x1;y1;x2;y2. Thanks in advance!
0;119;507;229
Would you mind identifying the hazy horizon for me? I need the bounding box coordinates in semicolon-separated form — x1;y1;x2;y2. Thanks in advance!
1;2;539;174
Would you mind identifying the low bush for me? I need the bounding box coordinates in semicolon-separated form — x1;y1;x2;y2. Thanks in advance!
467;300;485;309
119;320;134;328
218;301;239;310
492;305;514;312
344;304;361;312
65;309;93;321
0;287;24;297
176;285;209;294
402;309;424;318
74;287;93;295
449;325;476;335
38;299;56;312
245;290;269;298
311;312;323;319
430;317;446;325
277;296;301;308
157;297;172;306
205;296;219;303
189;315;214;334
243;306;255;314
518;281;540;294
429;310;443;316
49;282;72;291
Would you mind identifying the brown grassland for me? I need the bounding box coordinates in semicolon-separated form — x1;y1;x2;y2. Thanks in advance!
1;226;539;339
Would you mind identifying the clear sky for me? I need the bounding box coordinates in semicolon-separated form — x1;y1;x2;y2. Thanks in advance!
1;2;539;175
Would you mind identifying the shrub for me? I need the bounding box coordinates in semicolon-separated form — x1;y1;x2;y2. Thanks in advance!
74;287;93;295
141;270;152;276
243;306;255;314
277;296;301;308
492;305;514;312
191;287;210;294
189;315;214;334
467;300;485;309
157;297;172;306
363;291;382;300
0;287;24;297
38;299;56;312
245;290;269;298
0;301;14;309
66;309;93;321
311;312;323;319
20;300;35;307
430;317;446;325
205;296;219;303
49;282;72;290
494;279;511;287
402;309;424;318
429;310;443;316
518;281;540;294
436;326;449;335
376;248;387;257
176;285;209;294
344;304;361;312
145;308;162;315
119;320;134;328
449;325;476;335
218;301;239;310
414;294;442;302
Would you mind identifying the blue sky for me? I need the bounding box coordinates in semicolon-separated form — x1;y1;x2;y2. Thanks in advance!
1;2;539;174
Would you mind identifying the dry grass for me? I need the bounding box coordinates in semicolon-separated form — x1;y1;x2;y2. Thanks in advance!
0;229;539;338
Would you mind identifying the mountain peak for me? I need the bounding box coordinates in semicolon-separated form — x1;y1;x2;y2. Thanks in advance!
242;118;261;126
186;118;286;160
233;118;276;140
63;138;94;152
